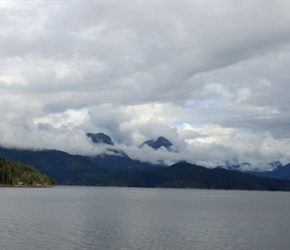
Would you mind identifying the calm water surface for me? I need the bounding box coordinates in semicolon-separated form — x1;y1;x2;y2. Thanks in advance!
0;186;289;250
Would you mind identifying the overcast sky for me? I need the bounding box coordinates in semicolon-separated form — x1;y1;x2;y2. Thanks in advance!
1;1;290;169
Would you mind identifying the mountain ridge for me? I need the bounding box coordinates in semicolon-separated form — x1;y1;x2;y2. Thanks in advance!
248;163;290;181
140;136;173;150
87;132;114;145
1;146;290;190
1;131;290;185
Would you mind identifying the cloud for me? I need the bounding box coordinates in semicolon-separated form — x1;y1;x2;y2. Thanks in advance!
0;2;290;170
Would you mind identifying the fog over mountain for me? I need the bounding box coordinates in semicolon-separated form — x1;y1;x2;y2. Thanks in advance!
1;2;290;170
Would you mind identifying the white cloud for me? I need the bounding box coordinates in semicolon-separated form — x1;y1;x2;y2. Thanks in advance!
34;108;89;129
0;2;290;170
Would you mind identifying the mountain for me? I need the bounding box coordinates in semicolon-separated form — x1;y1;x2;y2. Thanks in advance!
0;147;102;184
1;146;290;190
218;159;290;181
117;162;290;190
269;161;283;170
248;163;290;181
216;160;290;181
0;157;55;186
217;160;283;172
87;132;114;145
140;136;173;150
216;161;252;171
0;146;163;184
85;132;165;169
88;153;162;170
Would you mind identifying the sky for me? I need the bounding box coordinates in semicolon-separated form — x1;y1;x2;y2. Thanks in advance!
1;1;290;169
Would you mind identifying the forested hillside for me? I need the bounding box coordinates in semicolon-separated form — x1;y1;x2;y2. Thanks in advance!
0;157;55;186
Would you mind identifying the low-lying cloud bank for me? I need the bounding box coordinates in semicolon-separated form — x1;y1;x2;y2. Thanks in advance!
1;115;289;171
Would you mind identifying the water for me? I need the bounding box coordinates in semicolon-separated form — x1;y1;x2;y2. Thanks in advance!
0;187;290;250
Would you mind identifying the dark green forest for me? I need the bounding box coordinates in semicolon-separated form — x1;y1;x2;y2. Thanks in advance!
67;162;290;191
0;157;55;186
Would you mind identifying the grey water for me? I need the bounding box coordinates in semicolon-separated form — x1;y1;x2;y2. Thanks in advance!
0;187;290;250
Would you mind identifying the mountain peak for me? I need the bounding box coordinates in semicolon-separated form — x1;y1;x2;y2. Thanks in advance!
86;132;114;146
269;161;283;170
140;136;173;150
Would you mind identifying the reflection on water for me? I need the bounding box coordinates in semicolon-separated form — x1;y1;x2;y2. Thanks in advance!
0;187;290;250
